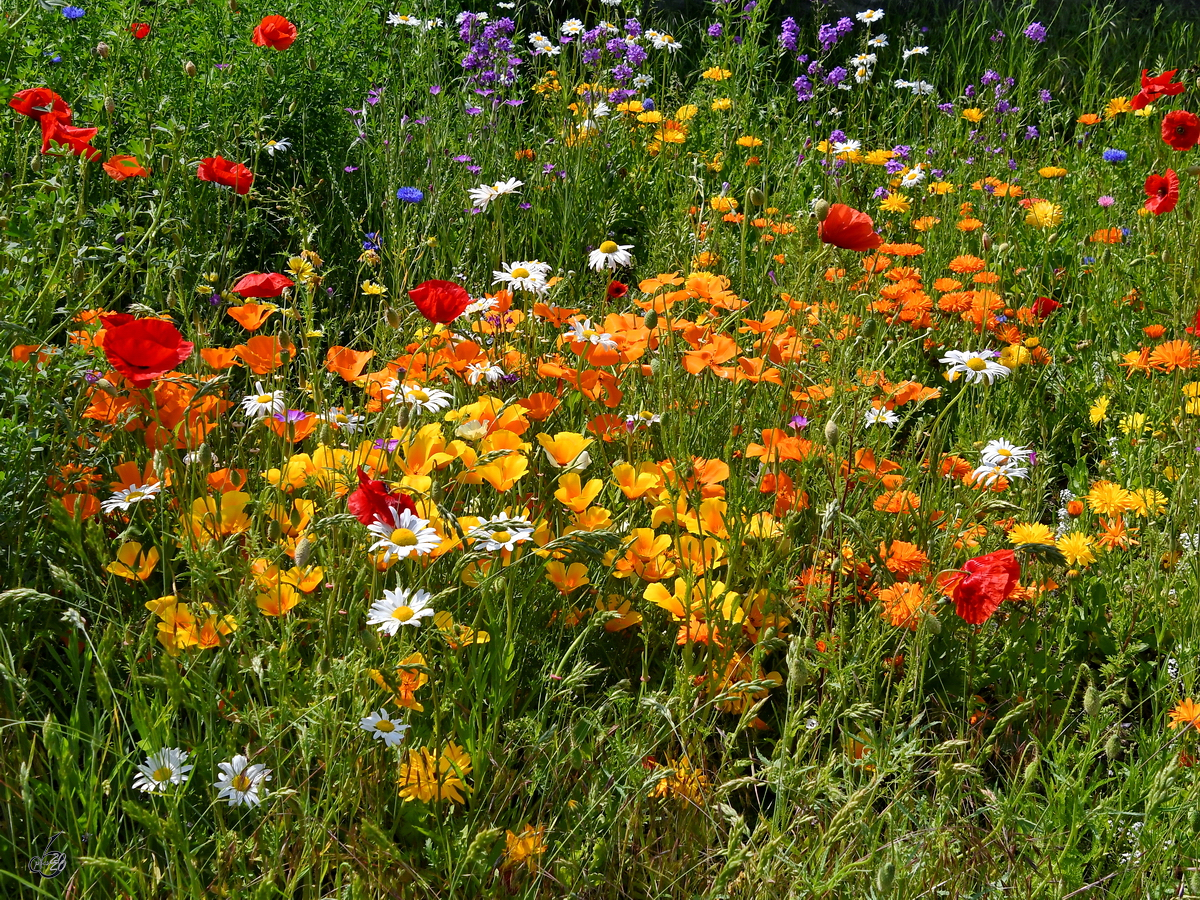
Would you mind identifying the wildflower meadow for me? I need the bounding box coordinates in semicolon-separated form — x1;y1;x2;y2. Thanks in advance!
5;0;1200;896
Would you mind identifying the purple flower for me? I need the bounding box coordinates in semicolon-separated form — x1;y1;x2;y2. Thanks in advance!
1024;126;1039;140
1039;89;1052;103
989;29;1005;41
274;409;308;424
373;438;401;451
789;415;809;430
1097;195;1115;207
453;154;472;163
62;6;85;19
873;186;890;198
792;75;813;102
981;70;1000;86
708;23;723;37
780;16;800;51
625;18;642;37
1024;22;1047;43
344;165;359;172
430;85;442;95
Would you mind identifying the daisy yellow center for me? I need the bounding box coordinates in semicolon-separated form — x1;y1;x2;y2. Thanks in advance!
966;357;989;371
390;528;419;547
334;413;348;423
232;774;252;792
409;389;429;402
391;606;415;622
256;394;274;403
511;267;531;279
375;719;395;732
152;766;173;783
126;490;147;502
599;241;619;254
491;530;512;543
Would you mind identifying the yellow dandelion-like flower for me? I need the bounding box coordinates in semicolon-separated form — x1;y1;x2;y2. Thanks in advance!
1056;532;1096;568
1085;481;1135;517
1089;396;1110;425
880;193;911;213
1038;166;1068;178
1168;698;1200;731
1118;412;1147;435
711;97;732;111
361;280;387;296
962;108;985;123
1025;201;1063;229
1008;522;1055;546
1105;96;1132;118
701;66;732;81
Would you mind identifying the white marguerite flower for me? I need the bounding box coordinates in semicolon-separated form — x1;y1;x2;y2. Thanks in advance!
132;747;193;793
856;9;884;24
939;349;1011;385
864;407;899;427
367;508;442;563
470;516;535;552
588;240;634;271
214;754;272;807
367;587;435;635
241;381;285;419
101;482;162;514
360;708;410;746
981;439;1032;467
468;177;523;210
492;259;552;295
401;383;455;413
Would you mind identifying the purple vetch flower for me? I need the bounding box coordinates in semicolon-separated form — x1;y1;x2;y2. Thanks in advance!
1039;89;1052;103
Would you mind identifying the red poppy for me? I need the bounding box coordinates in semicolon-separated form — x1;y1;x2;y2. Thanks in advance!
40;116;101;160
1032;296;1061;318
252;15;297;51
130;23;151;39
606;280;628;300
9;87;71;120
346;467;416;526
1162;110;1200;151
1186;306;1200;337
1131;70;1185;111
101;315;194;388
197;156;254;195
946;549;1021;625
409;279;470;324
231;272;294;298
103;155;149;180
1144;170;1180;216
818;203;883;252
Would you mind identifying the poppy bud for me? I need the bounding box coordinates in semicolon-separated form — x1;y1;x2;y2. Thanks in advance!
1104;732;1120;762
1021;751;1039;789
923;612;940;635
1188;163;1200;177
747;187;765;207
996;242;1012;254
307;55;318;72
396;405;410;429
823;418;839;446
30;156;41;173
141;66;150;81
980;231;993;250
643;309;658;331
385;306;401;328
97;42;110;59
265;63;275;79
1083;684;1100;718
104;97;115;114
229;0;240;11
288;99;298;114
875;860;896;895
294;535;313;568
184;60;197;77
813;199;830;221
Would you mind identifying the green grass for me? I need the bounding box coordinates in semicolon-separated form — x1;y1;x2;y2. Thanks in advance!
3;0;1200;897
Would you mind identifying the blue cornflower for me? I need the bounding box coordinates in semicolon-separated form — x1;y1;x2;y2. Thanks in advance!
1102;148;1128;164
62;6;85;19
396;187;424;203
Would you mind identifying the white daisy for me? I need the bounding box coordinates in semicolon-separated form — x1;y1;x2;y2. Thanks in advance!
903;46;929;60
650;32;681;51
970;463;1028;487
894;79;916;91
241;381;285;419
360;708;410;746
864;407;900;427
565;319;618;351
587;240;634;271
492;259;552;295
401;383;455;413
832;139;861;154
851;53;878;67
214;754;272;807
323;407;365;432
132;747;193;793
856;9;884;23
899;168;926;188
981;439;1032;467
854;66;873;84
367;587;435;635
465;361;506;385
263;138;291;156
101;482;162;514
913;81;936;95
632;73;653;90
561;18;584;36
626;410;661;429
470;516;535;552
367;508;442;562
464;294;499;316
468;177;523;210
939;349;1011;385
868;34;889;47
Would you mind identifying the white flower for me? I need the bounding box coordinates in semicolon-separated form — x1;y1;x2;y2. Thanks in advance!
367;508;442;562
601;0;621;6
903;46;929;60
561;18;584;35
133;747;193;793
529;33;559;55
468;177;523;210
214;754;272;807
565;319;618;351
101;482;162;514
854;66;872;84
864;407;899;427
899;168;926;188
455;419;489;441
851;53;878;67
894;78;915;91
455;11;487;25
650;32;681;51
831;139;861;154
588;240;634;271
241;381;285;419
913;81;936;95
970;462;1028;486
401;383;455;413
591;101;611;119
323;407;365;432
626;410;661;429
367;587;435;635
465;361;506;385
856;9;884;24
464;294;499;316
470;517;535;552
868;34;889;47
981;439;1032;467
632;73;653;90
263;138;291;156
388;13;416;26
492;259;552;295
939;349;1011;385
360;708;410;746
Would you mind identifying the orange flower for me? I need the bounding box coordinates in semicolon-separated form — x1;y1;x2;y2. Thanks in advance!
1168;698;1200;731
235;334;293;374
226;303;278;331
200;347;242;370
880;540;928;578
947;255;986;274
103;155;149;180
1077;113;1101;125
1148;340;1198;372
874;490;921;513
545;561;590;593
106;541;159;580
554;472;604;512
325;346;376;381
878;582;929;630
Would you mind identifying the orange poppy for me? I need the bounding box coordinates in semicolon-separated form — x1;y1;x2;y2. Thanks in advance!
226;303;278;331
325;346;376;381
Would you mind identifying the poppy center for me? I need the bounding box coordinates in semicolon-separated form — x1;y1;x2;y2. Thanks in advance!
599;241;619;254
375;719;395;732
491;530;512;543
390;528;419;547
152;766;173;783
391;606;414;622
511;267;531;279
231;774;252;792
966;358;989;372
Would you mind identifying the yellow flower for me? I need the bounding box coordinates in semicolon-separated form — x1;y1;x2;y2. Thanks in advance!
701;67;731;81
1168;698;1200;731
106;542;160;580
1008;522;1055;546
1105;96;1132;118
1025;201;1063;228
1056;532;1096;567
880;193;911;213
711;97;732;111
736;135;762;148
503;824;548;872
1118;412;1146;435
398;743;473;804
709;196;738;213
864;149;896;165
1133;105;1156;118
999;344;1032;369
1089;396;1110;424
361;280;387;295
636;110;663;124
1085;481;1135;516
961;108;985;123
674;104;699;122
1127;488;1167;517
1038;166;1068;178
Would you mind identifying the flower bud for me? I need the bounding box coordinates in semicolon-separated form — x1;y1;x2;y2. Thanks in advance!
1083;684;1101;719
184;60;197;77
642;309;658;331
981;231;993;251
294;535;313;568
264;63;275;79
1188;163;1200;177
96;42;110;59
104;97;115;114
747;187;766;207
823;417;839;446
875;860;896;895
1104;732;1120;762
385;306;401;328
813;199;830;221
229;0;240;11
30;156;41;173
307;55;318;72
